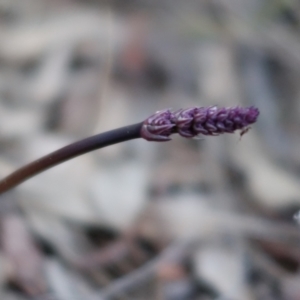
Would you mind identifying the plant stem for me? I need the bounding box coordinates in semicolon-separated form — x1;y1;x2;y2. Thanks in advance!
0;123;143;195
0;105;259;195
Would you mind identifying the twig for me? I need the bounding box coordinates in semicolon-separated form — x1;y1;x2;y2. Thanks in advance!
98;239;193;299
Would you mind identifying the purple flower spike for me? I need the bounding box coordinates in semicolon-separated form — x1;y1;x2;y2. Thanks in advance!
140;106;259;141
140;109;175;141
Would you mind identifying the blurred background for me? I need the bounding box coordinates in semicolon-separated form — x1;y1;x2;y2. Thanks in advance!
1;0;300;299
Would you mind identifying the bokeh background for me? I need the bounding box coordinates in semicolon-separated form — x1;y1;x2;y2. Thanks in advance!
1;0;300;299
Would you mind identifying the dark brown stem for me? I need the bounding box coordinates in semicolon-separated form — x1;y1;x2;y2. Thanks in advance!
0;123;143;195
